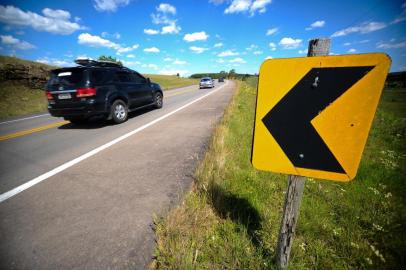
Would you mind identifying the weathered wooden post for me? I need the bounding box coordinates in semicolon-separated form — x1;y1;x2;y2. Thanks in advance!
275;38;331;269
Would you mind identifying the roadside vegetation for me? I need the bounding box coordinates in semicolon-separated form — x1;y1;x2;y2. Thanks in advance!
0;55;199;119
153;77;406;269
0;82;48;119
145;74;199;90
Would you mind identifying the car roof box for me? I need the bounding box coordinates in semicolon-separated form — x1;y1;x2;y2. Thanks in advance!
74;58;123;68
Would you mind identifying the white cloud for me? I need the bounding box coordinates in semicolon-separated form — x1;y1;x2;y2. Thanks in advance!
269;42;277;51
127;54;135;58
189;46;208;54
144;47;160;53
377;40;406;49
36;57;71;67
183;31;209;42
224;0;272;16
216;58;225;63
246;44;258;51
142;63;158;70
214;42;223;48
279;37;302;49
224;0;251;14
218;50;239;57
391;2;406;24
101;32;121;39
266;27;278;36
122;60;141;67
157;3;176;14
150;3;180;35
0;35;35;50
42;8;70;20
78;33;119;48
343;40;370;46
161;22;181;34
305;20;325;30
159;69;189;76
298;49;307;54
250;0;272;15
144;29;159;35
116;44;139;54
163;57;173;61
253;50;263;55
331;22;386;37
0;5;83;35
93;0;130;12
78;33;138;54
265;56;273;59
173;59;187;65
229;57;246;63
151;13;173;25
347;48;357;53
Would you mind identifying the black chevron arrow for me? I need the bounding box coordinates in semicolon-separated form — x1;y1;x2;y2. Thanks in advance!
262;66;374;173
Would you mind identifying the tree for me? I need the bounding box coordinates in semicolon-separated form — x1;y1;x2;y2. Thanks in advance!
228;69;236;79
176;73;180;77
98;55;122;65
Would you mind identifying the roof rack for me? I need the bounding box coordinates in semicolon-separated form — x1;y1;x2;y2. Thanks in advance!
74;58;123;68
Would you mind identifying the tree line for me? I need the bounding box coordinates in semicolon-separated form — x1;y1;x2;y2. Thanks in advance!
190;69;256;80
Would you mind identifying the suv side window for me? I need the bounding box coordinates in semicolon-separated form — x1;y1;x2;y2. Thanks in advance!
116;71;132;83
131;73;146;84
91;70;113;85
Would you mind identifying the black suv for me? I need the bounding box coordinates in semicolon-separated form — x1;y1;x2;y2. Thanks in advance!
45;59;163;124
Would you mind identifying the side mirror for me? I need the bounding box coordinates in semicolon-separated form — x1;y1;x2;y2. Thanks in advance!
146;78;151;83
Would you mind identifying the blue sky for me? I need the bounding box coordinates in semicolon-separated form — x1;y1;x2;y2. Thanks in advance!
0;0;405;76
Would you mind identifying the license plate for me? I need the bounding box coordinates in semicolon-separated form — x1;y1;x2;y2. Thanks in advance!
58;93;71;99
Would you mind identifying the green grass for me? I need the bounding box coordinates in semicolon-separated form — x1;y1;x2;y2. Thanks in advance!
153;78;406;269
145;74;200;90
0;82;47;119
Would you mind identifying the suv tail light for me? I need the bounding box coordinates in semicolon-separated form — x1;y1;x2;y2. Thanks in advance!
45;91;53;100
77;87;97;98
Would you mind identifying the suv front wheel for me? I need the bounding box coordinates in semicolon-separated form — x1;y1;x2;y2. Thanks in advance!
111;100;128;124
153;92;163;109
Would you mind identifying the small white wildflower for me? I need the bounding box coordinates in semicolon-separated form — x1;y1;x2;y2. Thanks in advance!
385;192;392;198
350;242;359;249
369;244;386;263
333;228;341;236
368;187;380;195
373;223;384;231
299;242;306;251
365;257;373;265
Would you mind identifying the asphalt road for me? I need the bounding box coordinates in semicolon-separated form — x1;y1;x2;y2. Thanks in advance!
0;81;235;269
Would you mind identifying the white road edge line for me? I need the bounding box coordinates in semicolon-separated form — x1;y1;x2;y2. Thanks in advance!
0;114;51;125
0;81;229;203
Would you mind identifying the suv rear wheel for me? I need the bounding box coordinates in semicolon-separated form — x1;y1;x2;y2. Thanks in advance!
153;92;163;109
111;100;128;124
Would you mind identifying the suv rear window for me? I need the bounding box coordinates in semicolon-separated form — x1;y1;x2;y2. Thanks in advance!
49;69;85;87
